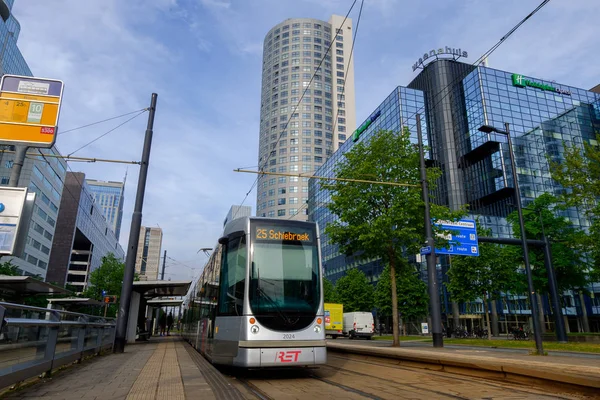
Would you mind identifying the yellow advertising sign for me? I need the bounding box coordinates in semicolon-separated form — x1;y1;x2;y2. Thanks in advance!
0;75;64;148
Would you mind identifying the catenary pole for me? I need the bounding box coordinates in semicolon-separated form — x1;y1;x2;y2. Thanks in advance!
416;114;443;348
114;93;158;353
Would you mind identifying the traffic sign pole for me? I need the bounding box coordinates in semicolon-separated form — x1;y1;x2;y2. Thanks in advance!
416;114;443;348
7;145;26;187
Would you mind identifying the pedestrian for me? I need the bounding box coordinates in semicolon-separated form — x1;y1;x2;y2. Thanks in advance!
167;312;174;336
159;312;166;336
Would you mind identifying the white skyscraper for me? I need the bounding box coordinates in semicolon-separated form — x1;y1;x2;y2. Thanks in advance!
256;16;356;220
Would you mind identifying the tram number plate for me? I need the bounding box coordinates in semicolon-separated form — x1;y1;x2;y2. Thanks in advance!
283;334;295;339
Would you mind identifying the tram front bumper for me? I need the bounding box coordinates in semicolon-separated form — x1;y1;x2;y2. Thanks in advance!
234;345;327;367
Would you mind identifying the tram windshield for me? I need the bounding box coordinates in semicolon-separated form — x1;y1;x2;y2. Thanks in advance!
249;222;320;330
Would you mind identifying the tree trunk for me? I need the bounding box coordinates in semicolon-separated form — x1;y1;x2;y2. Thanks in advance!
484;292;492;340
490;299;499;337
389;252;400;347
536;293;546;334
452;301;460;334
579;292;590;333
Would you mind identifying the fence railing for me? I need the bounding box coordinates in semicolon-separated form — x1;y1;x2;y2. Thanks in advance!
0;302;116;390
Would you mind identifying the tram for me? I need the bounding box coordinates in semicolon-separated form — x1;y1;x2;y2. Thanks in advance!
182;217;326;368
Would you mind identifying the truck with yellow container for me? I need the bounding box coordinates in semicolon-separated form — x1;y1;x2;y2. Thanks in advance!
324;303;344;339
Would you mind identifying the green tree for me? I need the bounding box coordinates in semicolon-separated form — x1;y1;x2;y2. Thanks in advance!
0;260;19;276
549;136;600;281
333;268;374;312
83;253;126;317
446;223;520;338
375;261;428;335
323;128;463;346
323;278;338;303
507;194;588;294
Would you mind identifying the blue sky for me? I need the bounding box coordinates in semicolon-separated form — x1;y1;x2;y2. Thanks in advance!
12;0;600;281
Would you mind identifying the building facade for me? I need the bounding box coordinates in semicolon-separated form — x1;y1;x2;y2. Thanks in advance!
223;205;251;227
135;226;163;280
256;15;356;220
0;0;70;278
47;172;125;291
85;179;125;240
309;57;600;332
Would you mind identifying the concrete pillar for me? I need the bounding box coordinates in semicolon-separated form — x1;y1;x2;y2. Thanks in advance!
126;292;141;344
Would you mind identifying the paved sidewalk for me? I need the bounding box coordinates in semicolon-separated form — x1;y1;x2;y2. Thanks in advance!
1;337;234;400
328;340;600;390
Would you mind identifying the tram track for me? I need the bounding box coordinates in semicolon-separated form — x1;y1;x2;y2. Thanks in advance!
224;352;595;400
325;353;594;400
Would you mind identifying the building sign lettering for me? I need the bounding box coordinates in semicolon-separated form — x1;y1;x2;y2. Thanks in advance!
412;47;468;71
512;74;571;96
352;110;381;142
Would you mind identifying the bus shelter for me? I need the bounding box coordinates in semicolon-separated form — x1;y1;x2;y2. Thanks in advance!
127;281;191;343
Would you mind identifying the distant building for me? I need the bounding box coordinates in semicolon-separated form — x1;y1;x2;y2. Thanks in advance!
256;16;357;220
224;205;251;227
0;0;69;278
86;179;125;240
47;172;125;291
135;227;163;280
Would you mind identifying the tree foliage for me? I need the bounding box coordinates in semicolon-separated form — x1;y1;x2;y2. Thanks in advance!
506;193;588;293
323;278;338;303
333;268;374;312
549;136;600;282
0;260;20;276
446;223;520;303
375;261;428;321
322;128;463;345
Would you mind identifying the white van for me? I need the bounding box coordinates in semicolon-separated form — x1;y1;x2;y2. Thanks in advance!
343;312;374;339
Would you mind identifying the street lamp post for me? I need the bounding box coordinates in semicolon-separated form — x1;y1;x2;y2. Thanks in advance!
478;123;544;355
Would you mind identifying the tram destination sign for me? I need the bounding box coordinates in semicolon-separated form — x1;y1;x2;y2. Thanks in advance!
0;75;64;148
254;225;312;243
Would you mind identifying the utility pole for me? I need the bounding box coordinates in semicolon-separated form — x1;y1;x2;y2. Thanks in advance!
416;114;443;348
7;145;27;187
161;250;166;280
114;93;158;353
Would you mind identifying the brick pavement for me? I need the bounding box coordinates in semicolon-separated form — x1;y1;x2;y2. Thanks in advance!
1;337;222;400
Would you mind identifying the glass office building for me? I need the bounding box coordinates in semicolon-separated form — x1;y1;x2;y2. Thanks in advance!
0;0;69;278
309;58;600;331
86;179;125;241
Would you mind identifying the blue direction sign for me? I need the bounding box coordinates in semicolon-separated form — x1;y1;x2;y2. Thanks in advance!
435;219;479;256
420;246;432;255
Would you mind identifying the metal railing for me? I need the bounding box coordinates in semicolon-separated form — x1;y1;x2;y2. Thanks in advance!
0;302;116;389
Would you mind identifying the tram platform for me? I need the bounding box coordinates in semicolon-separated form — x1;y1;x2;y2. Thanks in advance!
327;340;600;390
1;336;244;400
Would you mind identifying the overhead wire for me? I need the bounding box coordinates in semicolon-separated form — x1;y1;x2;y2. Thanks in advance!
232;0;359;220
292;0;552;220
58;109;149;135
67;109;148;157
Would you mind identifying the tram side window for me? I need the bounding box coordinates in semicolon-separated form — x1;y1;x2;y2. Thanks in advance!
218;235;247;316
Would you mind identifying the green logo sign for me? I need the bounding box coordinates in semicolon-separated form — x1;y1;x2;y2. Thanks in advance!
511;74;571;96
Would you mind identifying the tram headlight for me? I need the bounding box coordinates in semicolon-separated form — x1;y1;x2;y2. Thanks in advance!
314;325;322;333
250;325;260;334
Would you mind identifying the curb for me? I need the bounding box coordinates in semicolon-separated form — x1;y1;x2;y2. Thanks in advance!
327;342;600;390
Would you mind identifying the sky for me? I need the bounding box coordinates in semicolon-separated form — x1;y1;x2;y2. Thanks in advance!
11;0;600;282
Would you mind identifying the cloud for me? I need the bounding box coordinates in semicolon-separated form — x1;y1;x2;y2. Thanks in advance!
11;0;600;284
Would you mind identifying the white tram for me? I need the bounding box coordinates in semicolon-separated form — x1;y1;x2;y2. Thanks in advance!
182;217;326;367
